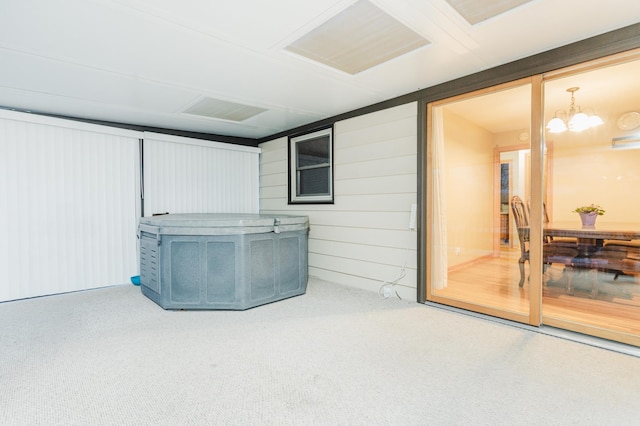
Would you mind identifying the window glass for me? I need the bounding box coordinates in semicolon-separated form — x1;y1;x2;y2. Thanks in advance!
541;55;640;344
427;82;534;323
289;127;333;203
297;137;329;167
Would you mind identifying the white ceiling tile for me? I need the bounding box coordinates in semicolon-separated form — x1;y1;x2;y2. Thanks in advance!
445;0;533;25
285;0;430;74
0;0;639;139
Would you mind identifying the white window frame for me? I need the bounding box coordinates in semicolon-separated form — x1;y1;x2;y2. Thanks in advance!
288;126;334;204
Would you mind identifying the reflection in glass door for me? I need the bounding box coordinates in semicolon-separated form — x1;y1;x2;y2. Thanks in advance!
426;80;538;325
541;52;640;346
425;50;640;347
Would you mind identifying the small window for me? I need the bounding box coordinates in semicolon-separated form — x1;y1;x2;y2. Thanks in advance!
288;126;334;204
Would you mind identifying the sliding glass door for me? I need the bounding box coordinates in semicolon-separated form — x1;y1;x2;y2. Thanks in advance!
425;49;640;346
426;79;541;325
541;52;640;346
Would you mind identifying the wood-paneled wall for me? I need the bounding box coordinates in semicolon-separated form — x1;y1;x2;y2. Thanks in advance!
259;103;418;299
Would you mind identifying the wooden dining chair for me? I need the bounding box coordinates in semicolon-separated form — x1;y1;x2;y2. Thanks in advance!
601;240;640;281
511;195;578;289
527;198;578;245
510;196;530;287
621;247;640;281
543;202;579;245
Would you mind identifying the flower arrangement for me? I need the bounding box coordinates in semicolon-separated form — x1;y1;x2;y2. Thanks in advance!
572;204;605;216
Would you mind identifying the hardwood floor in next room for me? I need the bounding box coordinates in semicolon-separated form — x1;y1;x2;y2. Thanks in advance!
433;248;640;338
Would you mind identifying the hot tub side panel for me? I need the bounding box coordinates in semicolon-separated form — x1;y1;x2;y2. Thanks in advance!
247;229;308;305
275;231;308;296
139;228;308;310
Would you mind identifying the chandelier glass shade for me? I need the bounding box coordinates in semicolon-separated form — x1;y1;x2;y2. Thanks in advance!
546;87;603;133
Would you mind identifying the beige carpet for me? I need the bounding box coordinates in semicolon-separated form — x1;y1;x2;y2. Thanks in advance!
1;277;639;425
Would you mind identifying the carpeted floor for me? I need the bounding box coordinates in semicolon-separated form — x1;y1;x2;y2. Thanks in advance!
1;277;639;425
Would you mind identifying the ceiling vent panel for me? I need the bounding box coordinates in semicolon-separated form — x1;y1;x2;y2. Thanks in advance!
285;0;430;75
183;97;267;122
445;0;533;25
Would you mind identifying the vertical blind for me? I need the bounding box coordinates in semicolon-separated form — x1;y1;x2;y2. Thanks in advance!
142;132;260;215
0;114;260;302
0;111;140;301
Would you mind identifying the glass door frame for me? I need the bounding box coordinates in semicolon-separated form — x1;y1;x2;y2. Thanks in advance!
538;50;640;346
425;76;545;327
424;49;640;346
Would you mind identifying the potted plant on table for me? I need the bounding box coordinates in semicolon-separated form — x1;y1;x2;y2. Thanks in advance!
573;204;605;227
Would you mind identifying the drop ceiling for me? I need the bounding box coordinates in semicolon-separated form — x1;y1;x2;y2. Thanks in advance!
1;0;639;140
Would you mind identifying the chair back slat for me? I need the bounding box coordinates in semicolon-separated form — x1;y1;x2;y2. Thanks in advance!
510;195;530;253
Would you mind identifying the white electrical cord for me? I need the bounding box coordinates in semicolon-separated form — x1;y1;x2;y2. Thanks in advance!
378;244;410;300
378;206;416;300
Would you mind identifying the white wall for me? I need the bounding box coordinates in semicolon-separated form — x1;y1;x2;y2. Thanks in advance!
259;103;418;299
442;109;495;267
549;137;640;223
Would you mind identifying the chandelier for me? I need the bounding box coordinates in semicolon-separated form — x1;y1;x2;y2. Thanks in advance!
546;87;603;133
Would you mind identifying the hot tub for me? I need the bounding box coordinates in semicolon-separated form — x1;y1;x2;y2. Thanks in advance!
138;213;309;310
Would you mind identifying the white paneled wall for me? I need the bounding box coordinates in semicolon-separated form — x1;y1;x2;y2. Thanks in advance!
0;111;140;302
259;103;418;299
142;132;260;215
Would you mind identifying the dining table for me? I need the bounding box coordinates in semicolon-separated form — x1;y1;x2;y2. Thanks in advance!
542;221;640;296
544;221;640;246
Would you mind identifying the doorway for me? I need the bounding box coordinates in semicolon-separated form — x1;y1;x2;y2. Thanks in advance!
499;161;511;247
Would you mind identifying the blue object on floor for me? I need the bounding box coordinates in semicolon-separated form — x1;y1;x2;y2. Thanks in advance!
131;275;141;285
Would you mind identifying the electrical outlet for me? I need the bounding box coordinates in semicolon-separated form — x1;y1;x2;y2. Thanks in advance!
383;286;392;298
409;203;417;230
455;247;461;256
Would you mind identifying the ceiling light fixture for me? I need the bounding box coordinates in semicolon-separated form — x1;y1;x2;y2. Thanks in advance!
546;87;603;133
